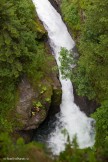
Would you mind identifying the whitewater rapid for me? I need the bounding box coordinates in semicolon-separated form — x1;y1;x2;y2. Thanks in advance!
33;0;95;155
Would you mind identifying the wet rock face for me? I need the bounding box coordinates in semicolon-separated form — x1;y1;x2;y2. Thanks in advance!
49;0;61;5
49;0;61;12
54;0;61;5
16;78;35;119
73;87;99;116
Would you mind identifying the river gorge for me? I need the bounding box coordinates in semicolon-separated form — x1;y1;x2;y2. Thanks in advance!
32;0;95;155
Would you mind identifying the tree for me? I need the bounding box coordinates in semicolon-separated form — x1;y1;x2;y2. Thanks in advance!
0;0;46;133
61;0;108;101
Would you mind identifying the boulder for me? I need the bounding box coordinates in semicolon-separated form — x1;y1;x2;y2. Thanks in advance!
16;72;61;130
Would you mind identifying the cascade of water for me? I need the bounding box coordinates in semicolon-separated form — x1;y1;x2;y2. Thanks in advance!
33;0;95;155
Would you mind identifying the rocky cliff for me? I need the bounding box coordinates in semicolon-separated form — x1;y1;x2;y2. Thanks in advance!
14;18;61;131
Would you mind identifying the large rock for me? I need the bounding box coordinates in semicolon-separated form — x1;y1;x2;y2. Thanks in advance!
49;0;61;13
73;87;99;116
49;0;61;6
16;73;61;131
54;0;61;5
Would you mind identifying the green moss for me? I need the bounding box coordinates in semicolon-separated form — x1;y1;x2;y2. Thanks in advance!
35;20;47;39
33;101;43;108
45;97;51;103
40;86;47;94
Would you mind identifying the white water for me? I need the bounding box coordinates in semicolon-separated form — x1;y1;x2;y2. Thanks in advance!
33;0;95;155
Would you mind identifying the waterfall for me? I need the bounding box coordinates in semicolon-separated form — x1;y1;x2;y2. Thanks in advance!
33;0;95;155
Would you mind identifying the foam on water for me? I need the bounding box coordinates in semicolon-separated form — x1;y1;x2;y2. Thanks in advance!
33;0;95;155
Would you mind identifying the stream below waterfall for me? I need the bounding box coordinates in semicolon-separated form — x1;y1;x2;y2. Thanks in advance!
32;0;95;155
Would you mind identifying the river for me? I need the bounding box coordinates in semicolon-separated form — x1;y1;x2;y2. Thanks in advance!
32;0;95;155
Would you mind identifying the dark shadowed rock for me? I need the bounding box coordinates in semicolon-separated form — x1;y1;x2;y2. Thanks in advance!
49;0;61;13
73;87;99;116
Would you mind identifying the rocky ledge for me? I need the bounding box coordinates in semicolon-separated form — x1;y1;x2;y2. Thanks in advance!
16;75;61;131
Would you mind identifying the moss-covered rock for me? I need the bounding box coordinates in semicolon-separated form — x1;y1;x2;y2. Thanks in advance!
16;75;61;130
5;2;62;132
15;42;61;131
35;19;47;39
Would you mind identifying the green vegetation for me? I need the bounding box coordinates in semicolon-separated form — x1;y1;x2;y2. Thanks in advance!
32;101;43;115
92;101;108;147
33;101;43;108
61;0;108;101
0;0;108;161
45;97;51;103
61;0;81;40
59;0;108;161
40;86;47;94
0;133;53;162
59;47;75;79
0;0;55;160
0;0;45;130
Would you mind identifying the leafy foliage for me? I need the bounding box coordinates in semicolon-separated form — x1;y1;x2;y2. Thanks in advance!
0;0;108;161
92;101;108;147
60;0;108;161
57;140;96;162
61;0;108;101
59;47;96;99
0;0;51;136
59;47;75;79
0;133;53;162
61;0;82;39
0;0;38;79
78;0;108;101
